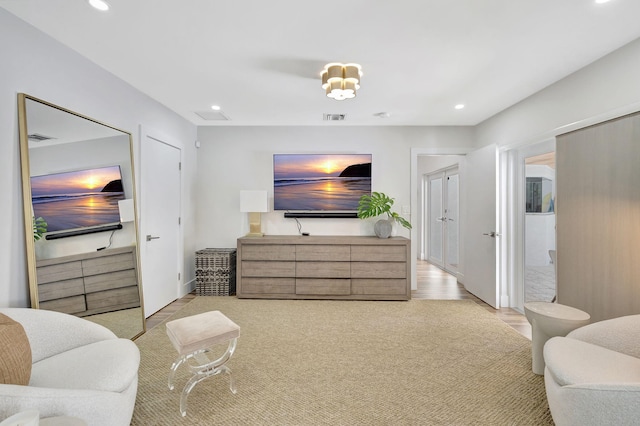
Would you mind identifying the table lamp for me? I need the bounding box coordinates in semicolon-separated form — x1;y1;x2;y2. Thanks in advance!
118;198;135;224
240;190;268;237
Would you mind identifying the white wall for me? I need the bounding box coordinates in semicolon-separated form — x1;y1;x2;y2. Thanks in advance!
478;36;640;310
195;126;475;250
476;37;640;148
0;9;197;307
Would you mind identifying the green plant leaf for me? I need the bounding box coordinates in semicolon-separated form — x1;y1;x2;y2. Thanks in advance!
33;216;48;241
357;192;411;230
357;192;393;219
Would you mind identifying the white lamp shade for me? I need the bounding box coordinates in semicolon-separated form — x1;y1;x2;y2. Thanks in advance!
240;190;268;212
118;198;135;223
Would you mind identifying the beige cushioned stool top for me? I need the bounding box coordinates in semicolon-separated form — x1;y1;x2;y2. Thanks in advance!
166;310;240;356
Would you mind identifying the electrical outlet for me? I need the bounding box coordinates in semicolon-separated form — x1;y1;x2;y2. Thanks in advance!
402;205;410;215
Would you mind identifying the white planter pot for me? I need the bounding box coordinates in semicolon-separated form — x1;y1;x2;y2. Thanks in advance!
374;219;393;238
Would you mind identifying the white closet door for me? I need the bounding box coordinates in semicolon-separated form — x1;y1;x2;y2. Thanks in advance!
140;131;181;316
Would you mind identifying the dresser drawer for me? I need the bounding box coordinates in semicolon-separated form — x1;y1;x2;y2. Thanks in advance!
241;278;295;294
352;279;407;295
296;245;350;261
296;279;351;295
296;261;350;278
242;244;295;261
39;295;86;315
36;260;83;285
38;278;84;302
351;262;406;279
86;286;140;310
84;269;138;293
242;261;295;277
351;245;407;262
82;252;135;276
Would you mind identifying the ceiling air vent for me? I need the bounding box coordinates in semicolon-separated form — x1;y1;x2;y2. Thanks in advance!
28;133;56;142
195;110;230;121
323;113;346;121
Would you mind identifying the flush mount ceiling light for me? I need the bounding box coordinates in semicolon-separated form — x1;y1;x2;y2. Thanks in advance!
321;63;362;101
88;0;110;11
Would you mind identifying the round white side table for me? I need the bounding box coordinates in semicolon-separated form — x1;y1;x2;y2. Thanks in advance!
524;301;590;375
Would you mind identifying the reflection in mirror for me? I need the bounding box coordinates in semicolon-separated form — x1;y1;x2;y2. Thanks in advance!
18;94;145;339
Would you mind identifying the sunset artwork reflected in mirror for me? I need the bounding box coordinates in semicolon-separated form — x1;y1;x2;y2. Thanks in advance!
30;165;126;233
273;154;371;211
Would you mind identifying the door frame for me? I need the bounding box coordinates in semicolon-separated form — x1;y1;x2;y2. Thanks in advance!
502;138;556;312
413;146;503;306
410;148;469;291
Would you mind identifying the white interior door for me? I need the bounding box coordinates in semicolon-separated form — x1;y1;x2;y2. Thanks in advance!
426;166;459;274
427;174;444;267
463;144;498;308
444;170;459;273
141;131;181;316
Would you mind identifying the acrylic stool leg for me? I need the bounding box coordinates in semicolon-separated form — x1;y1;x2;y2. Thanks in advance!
170;338;239;417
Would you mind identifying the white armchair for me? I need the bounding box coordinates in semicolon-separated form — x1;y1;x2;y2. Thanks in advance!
543;314;640;426
0;308;140;426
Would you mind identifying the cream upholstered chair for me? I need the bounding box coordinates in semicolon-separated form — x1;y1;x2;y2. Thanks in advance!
0;308;140;426
543;314;640;426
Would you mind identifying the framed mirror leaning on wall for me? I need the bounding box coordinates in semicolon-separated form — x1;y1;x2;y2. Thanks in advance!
18;93;145;339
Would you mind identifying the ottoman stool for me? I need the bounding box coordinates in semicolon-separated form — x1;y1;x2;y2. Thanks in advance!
166;310;240;416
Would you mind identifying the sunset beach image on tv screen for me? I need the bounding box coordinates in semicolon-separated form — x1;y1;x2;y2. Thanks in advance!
273;154;371;211
31;165;126;233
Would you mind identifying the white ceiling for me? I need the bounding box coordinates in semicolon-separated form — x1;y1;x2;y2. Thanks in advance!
3;0;640;127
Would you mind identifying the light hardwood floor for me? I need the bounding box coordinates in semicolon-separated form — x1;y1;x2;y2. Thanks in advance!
146;260;531;339
414;260;531;339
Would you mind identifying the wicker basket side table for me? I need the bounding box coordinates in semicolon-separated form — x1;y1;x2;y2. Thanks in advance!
195;248;237;296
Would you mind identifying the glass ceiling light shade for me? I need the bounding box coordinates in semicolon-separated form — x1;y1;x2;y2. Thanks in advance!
88;0;110;11
321;63;362;100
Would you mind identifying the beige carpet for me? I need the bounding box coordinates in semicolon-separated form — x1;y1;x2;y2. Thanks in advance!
132;297;552;425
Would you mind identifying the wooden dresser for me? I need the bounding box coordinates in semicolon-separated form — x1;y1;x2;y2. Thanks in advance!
236;235;410;300
36;246;141;316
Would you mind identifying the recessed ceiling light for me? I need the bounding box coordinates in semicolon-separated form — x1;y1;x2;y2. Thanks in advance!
595;0;611;3
88;0;110;11
211;105;221;111
455;104;465;110
374;112;391;118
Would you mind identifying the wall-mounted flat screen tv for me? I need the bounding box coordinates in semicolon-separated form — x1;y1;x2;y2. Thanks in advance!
31;165;126;238
273;154;372;211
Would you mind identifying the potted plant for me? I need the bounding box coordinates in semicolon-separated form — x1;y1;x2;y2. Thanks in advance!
357;192;411;238
33;216;47;241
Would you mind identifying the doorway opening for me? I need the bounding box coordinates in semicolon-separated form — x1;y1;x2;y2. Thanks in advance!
425;165;459;275
524;152;556;303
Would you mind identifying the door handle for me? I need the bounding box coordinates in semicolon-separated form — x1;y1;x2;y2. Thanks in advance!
436;217;446;222
146;235;160;241
482;231;500;238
